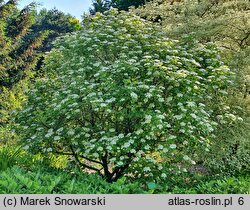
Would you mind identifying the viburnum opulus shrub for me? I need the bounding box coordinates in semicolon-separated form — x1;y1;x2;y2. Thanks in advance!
16;9;239;182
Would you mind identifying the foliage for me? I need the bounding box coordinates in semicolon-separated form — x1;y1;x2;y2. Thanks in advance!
132;0;250;92
89;0;111;15
0;1;81;88
89;0;151;14
0;0;248;192
0;2;81;149
1;165;249;194
0;81;28;124
0;1;46;151
0;145;20;171
0;126;11;145
0;0;47;89
133;0;250;175
0;165;145;194
133;0;250;50
31;8;82;54
110;0;151;11
15;9;239;182
204;117;250;175
171;176;250;194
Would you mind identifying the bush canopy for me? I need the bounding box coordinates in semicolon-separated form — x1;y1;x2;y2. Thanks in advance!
16;9;238;182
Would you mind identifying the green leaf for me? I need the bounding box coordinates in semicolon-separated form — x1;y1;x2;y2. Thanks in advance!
147;182;157;190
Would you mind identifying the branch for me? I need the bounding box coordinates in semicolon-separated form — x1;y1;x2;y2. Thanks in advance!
220;45;234;51
111;153;134;182
69;145;101;173
54;150;73;156
239;32;250;48
101;152;112;182
111;162;130;182
199;1;219;18
55;148;102;165
79;154;103;165
79;113;93;124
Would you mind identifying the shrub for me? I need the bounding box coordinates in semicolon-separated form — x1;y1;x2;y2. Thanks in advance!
204;117;250;175
16;9;237;182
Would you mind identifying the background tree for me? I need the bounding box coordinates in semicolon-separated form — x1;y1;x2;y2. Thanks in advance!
31;8;81;53
110;0;149;11
89;0;151;14
28;8;81;70
0;0;47;89
89;0;111;15
132;0;250;87
0;0;48;129
0;2;81;130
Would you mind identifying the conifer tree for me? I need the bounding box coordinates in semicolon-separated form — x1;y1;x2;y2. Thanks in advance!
0;1;81;126
30;8;81;70
0;0;47;89
0;0;47;127
89;0;151;14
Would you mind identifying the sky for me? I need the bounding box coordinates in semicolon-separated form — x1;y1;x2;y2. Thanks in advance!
18;0;93;19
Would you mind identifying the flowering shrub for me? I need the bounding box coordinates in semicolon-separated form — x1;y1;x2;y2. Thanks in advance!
16;9;238;182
